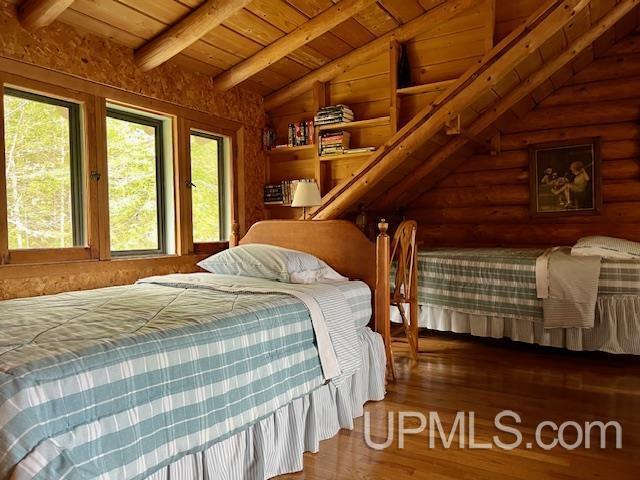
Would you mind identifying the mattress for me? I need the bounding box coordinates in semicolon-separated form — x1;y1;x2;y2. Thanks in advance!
412;248;640;322
0;274;373;480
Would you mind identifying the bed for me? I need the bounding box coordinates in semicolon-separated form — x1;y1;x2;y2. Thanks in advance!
391;248;640;354
0;220;387;480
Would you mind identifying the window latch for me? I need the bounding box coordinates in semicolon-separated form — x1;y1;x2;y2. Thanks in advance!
90;171;101;182
186;180;197;189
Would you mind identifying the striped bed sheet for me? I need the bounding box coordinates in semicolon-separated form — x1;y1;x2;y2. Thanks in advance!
413;248;640;323
0;274;372;480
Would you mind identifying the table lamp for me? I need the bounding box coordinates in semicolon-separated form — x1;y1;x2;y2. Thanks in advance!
291;179;321;219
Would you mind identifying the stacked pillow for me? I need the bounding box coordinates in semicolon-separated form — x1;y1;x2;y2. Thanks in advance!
571;236;640;260
198;243;348;284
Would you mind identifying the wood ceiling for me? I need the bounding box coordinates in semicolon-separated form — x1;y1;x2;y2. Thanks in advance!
13;0;444;97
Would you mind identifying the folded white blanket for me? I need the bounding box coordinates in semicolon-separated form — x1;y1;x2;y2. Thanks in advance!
536;247;602;329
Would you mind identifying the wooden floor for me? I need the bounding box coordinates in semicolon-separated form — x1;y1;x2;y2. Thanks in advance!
281;333;640;479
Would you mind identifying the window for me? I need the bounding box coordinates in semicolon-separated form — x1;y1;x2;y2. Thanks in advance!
106;108;166;255
3;88;83;249
190;131;226;242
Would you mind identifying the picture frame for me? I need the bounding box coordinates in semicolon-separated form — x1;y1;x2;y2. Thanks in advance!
528;138;602;217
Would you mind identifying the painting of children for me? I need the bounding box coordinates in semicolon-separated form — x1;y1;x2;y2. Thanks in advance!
529;139;601;216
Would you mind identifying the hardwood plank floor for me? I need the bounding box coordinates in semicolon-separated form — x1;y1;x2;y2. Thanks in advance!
281;333;640;479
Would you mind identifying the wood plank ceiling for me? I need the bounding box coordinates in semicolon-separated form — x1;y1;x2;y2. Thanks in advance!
14;0;435;96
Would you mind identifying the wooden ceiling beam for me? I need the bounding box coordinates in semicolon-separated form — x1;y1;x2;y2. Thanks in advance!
264;0;481;111
135;0;252;72
383;0;640;209
17;0;74;29
309;0;592;220
212;0;377;92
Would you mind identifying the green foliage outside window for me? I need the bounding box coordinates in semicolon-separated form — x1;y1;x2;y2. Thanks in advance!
190;133;221;243
106;115;160;252
3;94;75;249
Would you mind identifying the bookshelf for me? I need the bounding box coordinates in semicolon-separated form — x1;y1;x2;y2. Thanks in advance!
318;151;374;161
266;144;314;155
316;116;391;132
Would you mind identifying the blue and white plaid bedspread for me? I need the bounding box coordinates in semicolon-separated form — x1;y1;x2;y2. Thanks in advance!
414;248;640;322
0;274;364;479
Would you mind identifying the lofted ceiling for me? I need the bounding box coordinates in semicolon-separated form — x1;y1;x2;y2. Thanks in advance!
11;0;441;96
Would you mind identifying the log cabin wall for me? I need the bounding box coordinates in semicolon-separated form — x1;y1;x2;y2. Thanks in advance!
407;30;640;247
0;0;267;298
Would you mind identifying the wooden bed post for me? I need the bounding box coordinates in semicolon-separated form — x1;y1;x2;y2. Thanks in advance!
375;219;394;380
229;222;240;247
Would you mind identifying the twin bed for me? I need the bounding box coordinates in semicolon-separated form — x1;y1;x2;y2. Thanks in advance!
0;220;387;480
392;247;640;355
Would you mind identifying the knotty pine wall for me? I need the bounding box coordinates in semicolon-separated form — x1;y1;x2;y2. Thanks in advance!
408;31;640;247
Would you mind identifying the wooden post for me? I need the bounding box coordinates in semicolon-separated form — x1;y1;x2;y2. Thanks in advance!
229;222;240;247
484;0;496;53
410;231;419;356
375;218;394;380
389;41;401;134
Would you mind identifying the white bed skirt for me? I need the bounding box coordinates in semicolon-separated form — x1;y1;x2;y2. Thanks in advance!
147;327;386;480
392;296;640;355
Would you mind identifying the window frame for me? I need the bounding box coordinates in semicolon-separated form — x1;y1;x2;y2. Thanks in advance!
3;87;85;248
106;107;167;257
189;129;227;244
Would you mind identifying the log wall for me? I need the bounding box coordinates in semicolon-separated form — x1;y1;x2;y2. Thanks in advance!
408;32;640;247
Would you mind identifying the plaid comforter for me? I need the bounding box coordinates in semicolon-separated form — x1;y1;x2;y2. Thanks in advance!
416;248;640;322
0;274;363;480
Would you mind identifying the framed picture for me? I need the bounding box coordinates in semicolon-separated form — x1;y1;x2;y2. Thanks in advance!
529;138;602;217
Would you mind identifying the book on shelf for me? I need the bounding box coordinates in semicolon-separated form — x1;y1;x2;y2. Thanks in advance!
314;104;354;126
318;131;350;156
262;127;276;150
264;180;302;205
287;121;314;147
263;183;284;204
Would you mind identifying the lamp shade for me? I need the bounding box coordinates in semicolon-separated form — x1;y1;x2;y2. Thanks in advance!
291;180;321;207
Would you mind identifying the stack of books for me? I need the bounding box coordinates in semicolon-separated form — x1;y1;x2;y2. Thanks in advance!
314;105;354;126
263;180;300;205
319;131;351;156
262;127;276;150
287;121;314;147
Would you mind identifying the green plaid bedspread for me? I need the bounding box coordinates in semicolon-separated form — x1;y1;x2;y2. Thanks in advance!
414;248;640;322
0;275;360;479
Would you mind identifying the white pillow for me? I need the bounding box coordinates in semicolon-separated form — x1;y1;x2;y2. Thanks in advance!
571;236;640;260
197;244;348;284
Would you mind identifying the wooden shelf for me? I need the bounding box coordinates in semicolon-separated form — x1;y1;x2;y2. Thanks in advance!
265;144;314;154
316;116;390;132
318;151;375;161
265;203;299;208
397;79;456;96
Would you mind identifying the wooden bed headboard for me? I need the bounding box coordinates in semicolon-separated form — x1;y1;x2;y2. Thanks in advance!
237;220;377;290
234;219;392;373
